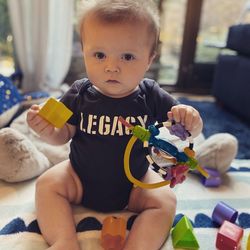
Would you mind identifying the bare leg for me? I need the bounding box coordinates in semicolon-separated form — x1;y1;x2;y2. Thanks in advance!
124;169;176;250
35;160;83;250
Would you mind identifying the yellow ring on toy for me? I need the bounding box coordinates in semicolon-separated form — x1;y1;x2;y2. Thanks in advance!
124;135;171;189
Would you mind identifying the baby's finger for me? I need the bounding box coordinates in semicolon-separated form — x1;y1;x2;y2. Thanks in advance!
191;113;202;131
26;111;37;123
178;108;187;126
31;117;51;133
167;111;173;121
184;108;194;131
39;122;54;137
31;114;44;126
30;104;40;111
26;105;40;121
170;106;181;123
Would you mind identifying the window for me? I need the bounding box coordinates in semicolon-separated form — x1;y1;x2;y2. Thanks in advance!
195;0;250;63
63;0;86;84
158;0;187;85
0;0;15;76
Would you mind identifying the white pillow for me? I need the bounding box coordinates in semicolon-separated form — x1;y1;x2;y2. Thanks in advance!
0;103;20;128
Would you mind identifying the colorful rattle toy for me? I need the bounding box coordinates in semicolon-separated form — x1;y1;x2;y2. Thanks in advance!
119;116;209;189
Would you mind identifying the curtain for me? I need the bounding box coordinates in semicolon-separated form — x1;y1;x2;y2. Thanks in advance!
7;0;74;92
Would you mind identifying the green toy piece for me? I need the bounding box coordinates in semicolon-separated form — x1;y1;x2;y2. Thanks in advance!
171;215;199;249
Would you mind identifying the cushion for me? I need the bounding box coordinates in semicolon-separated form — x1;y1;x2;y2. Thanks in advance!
212;54;250;123
0;74;23;128
226;24;250;56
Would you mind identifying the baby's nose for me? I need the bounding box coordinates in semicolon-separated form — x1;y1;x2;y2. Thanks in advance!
104;59;120;73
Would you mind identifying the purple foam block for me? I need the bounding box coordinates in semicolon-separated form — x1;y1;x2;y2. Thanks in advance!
212;201;238;226
201;167;221;187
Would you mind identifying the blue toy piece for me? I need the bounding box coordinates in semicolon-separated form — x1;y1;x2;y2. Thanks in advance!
148;123;190;163
149;136;189;163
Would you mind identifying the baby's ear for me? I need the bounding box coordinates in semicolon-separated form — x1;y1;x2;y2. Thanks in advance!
146;53;156;71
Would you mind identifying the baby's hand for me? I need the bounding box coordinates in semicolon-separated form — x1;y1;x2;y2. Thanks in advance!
26;104;55;138
167;104;203;137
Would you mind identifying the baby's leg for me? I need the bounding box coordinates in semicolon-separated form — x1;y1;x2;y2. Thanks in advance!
125;169;176;250
35;160;83;250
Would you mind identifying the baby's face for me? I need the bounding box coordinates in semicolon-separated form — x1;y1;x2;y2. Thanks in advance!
81;15;154;98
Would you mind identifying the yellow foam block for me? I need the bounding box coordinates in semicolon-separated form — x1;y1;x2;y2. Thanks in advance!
38;97;73;128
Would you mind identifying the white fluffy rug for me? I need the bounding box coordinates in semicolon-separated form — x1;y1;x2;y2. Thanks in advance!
0;159;249;249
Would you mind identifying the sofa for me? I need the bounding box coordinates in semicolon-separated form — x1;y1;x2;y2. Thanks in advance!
212;24;250;123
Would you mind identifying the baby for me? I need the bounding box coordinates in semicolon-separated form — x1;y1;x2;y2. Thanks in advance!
27;0;236;249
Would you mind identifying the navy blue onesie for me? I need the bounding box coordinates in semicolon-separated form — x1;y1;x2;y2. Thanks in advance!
60;78;178;212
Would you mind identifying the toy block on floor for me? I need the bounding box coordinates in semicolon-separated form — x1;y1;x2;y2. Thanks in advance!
201;167;221;187
212;201;238;226
38;97;73;128
216;220;243;250
101;216;126;250
171;215;199;249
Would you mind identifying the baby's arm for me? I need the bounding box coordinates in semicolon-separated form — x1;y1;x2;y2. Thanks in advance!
167;104;203;138
26;104;76;145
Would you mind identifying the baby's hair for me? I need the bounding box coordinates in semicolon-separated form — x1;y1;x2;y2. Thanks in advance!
78;0;160;56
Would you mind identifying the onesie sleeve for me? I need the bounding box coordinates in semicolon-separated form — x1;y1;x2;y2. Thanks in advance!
141;79;179;123
60;80;83;125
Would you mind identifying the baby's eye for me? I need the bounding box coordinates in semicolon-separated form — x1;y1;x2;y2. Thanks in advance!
121;53;135;61
94;52;106;60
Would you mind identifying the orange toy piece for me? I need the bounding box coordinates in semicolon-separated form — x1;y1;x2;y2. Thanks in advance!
101;216;126;250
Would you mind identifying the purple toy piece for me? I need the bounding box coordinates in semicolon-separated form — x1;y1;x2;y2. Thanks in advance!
212;201;238;226
201;167;221;187
169;123;190;141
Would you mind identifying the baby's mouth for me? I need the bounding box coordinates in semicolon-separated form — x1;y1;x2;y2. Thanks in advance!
106;80;120;84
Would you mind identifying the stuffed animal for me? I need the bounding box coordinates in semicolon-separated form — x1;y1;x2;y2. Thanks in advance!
0;110;70;182
0;73;50;129
0;73;70;182
0;74;23;128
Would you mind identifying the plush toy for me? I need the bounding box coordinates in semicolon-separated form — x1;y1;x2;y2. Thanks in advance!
0;73;51;128
0;74;23;128
0;110;70;182
0;73;70;182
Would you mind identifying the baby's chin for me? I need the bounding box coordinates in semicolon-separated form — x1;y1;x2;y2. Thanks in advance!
107;88;139;98
94;86;138;98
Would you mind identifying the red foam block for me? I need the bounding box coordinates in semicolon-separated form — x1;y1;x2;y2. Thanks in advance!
216;220;243;250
